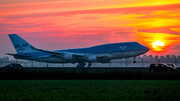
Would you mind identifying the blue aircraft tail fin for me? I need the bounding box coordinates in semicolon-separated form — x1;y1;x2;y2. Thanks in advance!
8;34;38;53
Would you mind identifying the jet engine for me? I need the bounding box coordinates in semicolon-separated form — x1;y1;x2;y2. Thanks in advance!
100;60;110;63
88;56;97;62
64;54;73;60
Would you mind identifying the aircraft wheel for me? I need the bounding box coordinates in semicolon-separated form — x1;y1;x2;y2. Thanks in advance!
87;62;92;67
77;63;86;68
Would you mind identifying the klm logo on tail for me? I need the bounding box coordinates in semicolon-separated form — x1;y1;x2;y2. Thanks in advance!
14;43;28;51
15;43;28;48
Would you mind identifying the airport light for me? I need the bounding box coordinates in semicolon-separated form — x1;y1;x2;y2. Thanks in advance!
175;57;177;66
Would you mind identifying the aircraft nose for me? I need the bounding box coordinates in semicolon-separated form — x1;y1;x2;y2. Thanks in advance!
143;46;149;52
146;47;149;52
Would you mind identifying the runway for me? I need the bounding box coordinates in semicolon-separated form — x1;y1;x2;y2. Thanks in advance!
19;67;180;71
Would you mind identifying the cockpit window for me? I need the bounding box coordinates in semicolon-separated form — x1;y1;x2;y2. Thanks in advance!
133;42;138;45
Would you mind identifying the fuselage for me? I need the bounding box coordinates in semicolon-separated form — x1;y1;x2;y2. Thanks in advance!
14;42;149;63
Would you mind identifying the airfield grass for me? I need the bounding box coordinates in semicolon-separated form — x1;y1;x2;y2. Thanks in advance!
0;80;180;101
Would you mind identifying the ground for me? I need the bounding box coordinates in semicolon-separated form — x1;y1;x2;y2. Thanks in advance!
0;80;180;101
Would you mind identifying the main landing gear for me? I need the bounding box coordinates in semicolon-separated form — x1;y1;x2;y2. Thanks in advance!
87;62;92;68
76;62;92;68
77;62;86;68
133;57;136;63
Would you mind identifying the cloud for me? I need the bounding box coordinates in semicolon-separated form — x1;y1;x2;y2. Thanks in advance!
170;28;180;33
1;1;180;57
138;27;180;35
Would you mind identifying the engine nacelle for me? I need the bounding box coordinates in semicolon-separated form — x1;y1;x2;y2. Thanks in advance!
64;54;73;60
100;60;110;63
88;56;97;62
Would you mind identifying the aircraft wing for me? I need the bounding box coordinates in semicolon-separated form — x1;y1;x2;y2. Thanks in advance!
97;55;108;58
30;46;64;55
30;46;85;58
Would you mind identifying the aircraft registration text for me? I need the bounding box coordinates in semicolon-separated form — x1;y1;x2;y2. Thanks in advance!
119;46;127;50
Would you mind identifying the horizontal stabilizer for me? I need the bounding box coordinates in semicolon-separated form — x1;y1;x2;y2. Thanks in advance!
6;53;31;57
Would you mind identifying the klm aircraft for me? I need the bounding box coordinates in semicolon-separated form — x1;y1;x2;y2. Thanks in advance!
6;34;149;67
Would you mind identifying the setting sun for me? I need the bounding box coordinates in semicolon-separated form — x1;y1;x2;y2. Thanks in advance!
152;40;165;51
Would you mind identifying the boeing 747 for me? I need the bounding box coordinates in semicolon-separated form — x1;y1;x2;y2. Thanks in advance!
6;34;149;67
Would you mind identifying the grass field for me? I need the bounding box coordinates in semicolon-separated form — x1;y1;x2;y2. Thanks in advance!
0;80;180;101
1;70;180;80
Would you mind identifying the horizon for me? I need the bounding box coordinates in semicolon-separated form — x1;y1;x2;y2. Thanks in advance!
1;54;180;61
0;0;180;58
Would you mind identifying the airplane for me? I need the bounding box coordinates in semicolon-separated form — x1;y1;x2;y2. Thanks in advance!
6;34;149;68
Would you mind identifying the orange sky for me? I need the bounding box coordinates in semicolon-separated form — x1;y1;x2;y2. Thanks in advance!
0;0;180;58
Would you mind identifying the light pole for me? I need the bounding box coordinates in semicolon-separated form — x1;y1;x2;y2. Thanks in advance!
0;59;2;67
110;60;111;67
31;60;33;67
126;59;127;68
94;61;95;67
63;60;64;67
47;59;48;67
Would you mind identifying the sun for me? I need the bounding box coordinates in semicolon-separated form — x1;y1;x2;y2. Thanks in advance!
152;40;165;51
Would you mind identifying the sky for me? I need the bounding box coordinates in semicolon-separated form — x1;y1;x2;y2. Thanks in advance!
0;0;180;59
